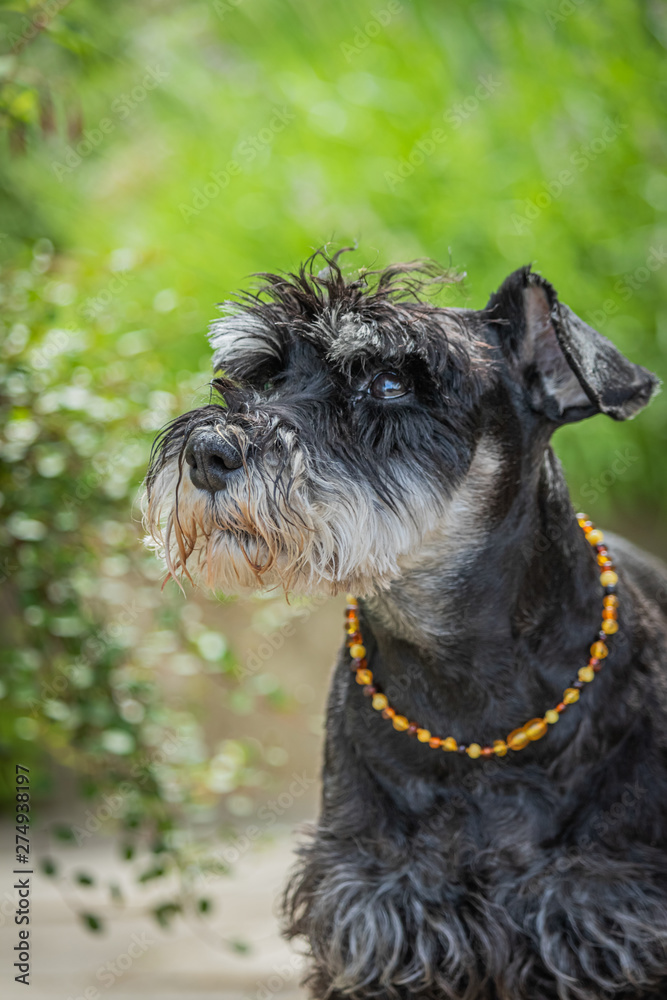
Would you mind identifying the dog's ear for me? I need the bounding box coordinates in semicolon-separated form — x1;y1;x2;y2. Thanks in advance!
486;266;659;423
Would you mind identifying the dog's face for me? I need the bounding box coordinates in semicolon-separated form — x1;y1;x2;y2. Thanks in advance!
145;254;657;596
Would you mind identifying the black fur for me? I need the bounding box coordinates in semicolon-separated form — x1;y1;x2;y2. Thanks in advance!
148;252;667;999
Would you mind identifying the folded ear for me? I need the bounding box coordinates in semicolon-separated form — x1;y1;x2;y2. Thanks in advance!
486;266;659;424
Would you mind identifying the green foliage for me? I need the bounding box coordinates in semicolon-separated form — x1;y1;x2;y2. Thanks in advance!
0;257;277;932
0;0;665;523
1;0;667;936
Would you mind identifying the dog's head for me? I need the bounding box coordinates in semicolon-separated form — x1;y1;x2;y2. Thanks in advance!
145;252;658;596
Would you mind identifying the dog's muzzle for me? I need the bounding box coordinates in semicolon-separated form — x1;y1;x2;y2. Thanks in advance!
184;427;244;493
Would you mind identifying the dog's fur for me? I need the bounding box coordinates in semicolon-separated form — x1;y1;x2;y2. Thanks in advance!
146;252;667;999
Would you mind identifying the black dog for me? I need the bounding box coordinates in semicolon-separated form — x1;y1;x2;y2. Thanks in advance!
146;252;667;999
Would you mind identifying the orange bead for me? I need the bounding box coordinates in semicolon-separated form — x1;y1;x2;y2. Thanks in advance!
345;595;358;606
590;640;608;659
466;743;482;759
356;669;373;686
442;737;458;752
429;737;442;749
493;740;508;756
382;707;395;719
603;594;619;607
578;665;595;683
507;728;529;751
392;715;409;731
371;693;388;711
349;643;366;660
600;570;618;587
601;619;618;635
416;728;431;743
587;529;604;546
563;687;580;704
556;702;566;713
601;608;617;619
524;717;548;741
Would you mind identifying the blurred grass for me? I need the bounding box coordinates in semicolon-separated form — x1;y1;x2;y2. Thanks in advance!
1;0;667;933
2;0;666;524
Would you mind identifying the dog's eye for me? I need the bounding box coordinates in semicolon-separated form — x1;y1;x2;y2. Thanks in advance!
368;372;408;399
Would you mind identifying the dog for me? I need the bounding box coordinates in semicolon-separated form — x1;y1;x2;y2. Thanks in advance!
145;251;667;1000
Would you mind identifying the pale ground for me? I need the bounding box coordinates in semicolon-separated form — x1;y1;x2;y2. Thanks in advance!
1;823;309;1000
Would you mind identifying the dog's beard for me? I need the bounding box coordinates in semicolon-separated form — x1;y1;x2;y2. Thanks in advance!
144;431;446;597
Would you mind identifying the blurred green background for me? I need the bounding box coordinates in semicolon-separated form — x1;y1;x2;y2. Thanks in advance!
1;0;666;939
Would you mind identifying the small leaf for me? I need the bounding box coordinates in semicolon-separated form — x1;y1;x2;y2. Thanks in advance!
138;865;166;883
81;913;103;933
153;902;181;928
52;824;75;842
40;857;57;877
75;872;94;886
197;897;212;914
121;844;134;861
229;938;251;954
109;883;123;903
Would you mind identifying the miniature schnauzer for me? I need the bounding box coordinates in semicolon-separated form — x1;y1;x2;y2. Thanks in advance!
146;252;667;1000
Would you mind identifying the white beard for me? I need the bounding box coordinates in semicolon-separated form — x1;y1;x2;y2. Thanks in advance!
144;433;499;599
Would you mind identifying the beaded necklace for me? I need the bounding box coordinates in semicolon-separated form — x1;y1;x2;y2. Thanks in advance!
345;514;619;759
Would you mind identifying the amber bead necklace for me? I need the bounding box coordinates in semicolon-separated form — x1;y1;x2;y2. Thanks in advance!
345;514;619;759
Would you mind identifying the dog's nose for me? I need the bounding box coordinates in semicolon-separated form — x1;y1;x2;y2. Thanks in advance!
184;428;244;493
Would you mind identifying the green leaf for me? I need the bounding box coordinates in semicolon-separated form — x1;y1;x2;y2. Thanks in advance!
80;913;103;933
75;871;94;886
138;865;166;883
153;902;181;928
52;825;75;842
229;939;251;954
40;857;57;877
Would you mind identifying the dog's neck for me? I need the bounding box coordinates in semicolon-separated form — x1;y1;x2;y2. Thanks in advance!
360;442;602;750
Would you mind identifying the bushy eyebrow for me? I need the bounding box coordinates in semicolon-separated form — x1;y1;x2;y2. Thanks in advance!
206;249;494;398
209;312;286;379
